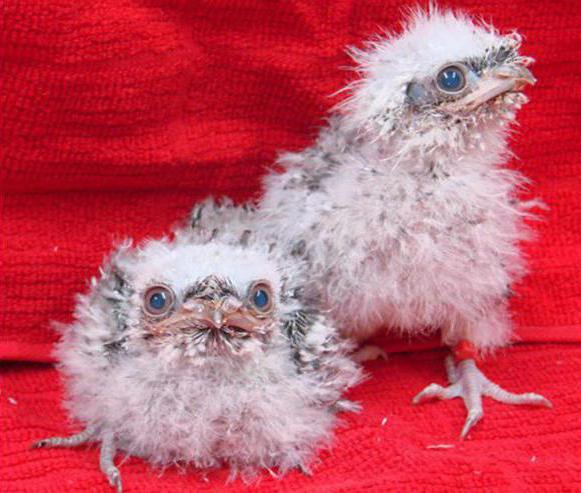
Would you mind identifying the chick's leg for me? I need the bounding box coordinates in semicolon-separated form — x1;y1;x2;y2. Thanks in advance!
413;342;552;438
100;432;122;493
33;427;94;449
33;428;122;493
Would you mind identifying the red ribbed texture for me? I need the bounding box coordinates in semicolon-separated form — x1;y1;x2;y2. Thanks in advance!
2;346;580;491
1;1;580;491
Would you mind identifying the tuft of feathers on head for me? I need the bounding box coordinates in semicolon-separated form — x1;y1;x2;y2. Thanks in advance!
338;6;533;141
53;223;362;477
254;6;541;352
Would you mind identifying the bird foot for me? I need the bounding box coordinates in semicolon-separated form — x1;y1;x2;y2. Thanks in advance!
33;428;122;492
352;344;388;363
413;356;552;439
32;427;94;450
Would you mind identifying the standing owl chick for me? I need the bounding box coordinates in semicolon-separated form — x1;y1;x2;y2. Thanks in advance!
33;228;362;491
252;8;551;437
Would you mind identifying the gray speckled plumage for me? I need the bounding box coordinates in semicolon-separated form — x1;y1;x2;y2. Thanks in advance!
190;8;551;437
33;225;362;490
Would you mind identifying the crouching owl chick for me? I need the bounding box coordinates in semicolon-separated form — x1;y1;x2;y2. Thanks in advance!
252;8;552;437
33;229;362;491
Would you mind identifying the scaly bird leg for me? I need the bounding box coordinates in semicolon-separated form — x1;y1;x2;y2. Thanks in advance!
33;428;122;493
32;427;95;449
412;341;552;439
100;432;122;493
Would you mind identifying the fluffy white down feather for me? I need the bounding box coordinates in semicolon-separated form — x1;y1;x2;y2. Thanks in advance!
54;229;362;477
199;9;540;351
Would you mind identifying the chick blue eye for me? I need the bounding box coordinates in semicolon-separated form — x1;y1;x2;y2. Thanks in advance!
249;281;274;314
150;292;166;310
143;285;175;317
436;65;467;93
253;289;269;309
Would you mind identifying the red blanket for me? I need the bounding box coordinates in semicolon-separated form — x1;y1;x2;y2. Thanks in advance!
1;0;580;490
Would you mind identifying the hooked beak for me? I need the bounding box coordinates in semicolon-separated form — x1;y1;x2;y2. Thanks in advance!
447;64;536;112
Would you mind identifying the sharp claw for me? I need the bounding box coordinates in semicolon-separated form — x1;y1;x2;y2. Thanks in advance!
460;409;483;440
297;463;312;476
412;383;444;404
31;440;46;449
526;394;553;408
108;469;122;493
540;397;553;408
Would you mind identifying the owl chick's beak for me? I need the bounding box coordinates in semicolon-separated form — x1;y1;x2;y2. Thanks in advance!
166;297;261;334
447;64;535;112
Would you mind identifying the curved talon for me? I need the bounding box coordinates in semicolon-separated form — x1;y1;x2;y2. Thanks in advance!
412;383;443;404
461;408;484;439
531;395;553;408
412;383;459;404
107;468;122;493
414;357;551;439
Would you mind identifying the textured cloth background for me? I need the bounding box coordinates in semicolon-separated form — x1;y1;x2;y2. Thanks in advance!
2;346;580;491
1;0;580;491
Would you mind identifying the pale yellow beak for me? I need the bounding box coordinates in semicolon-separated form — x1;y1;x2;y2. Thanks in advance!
447;65;536;112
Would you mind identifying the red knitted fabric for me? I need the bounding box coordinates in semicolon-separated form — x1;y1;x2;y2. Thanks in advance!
1;0;580;491
3;346;580;491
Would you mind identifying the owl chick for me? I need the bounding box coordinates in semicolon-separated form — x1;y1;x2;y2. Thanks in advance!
33;229;362;491
251;8;551;437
